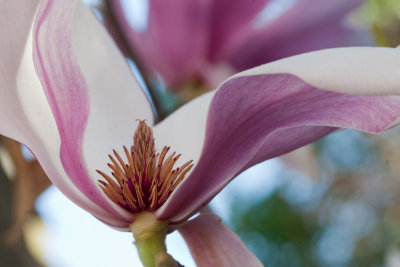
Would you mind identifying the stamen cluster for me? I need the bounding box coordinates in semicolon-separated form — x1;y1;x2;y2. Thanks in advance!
97;121;193;213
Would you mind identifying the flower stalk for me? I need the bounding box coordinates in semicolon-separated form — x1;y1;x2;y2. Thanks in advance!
130;212;169;267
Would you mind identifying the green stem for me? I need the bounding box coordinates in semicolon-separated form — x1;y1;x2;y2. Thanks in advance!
135;232;166;267
130;212;169;267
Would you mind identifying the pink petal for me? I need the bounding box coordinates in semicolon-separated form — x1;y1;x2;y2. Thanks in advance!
227;0;370;69
237;47;400;96
178;214;263;267
0;0;40;143
112;0;272;86
111;0;213;86
32;0;127;225
208;0;271;61
156;47;400;222
112;0;368;87
0;0;127;228
0;0;90;215
31;0;152;228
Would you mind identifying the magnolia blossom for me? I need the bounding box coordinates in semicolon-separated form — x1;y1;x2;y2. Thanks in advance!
111;0;371;87
2;0;400;266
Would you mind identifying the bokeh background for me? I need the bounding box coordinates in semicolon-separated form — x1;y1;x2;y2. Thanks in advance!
1;0;400;266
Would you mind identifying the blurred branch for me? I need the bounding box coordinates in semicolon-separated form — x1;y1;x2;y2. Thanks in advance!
95;0;167;121
0;136;50;246
0;136;47;267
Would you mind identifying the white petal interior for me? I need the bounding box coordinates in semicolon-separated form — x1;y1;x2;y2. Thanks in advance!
153;91;215;169
72;1;154;191
235;47;400;95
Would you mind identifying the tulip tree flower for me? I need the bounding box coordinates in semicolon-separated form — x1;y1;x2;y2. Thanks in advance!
111;0;371;88
2;0;400;266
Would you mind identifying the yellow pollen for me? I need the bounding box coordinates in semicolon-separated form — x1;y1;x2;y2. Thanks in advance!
97;120;193;213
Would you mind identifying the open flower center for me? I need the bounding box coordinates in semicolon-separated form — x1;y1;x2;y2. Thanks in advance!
97;120;193;213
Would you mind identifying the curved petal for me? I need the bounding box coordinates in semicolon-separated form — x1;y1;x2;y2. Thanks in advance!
156;47;400;222
30;0;153;228
0;0;127;228
111;0;213;86
0;0;40;142
225;0;369;69
112;0;368;86
0;0;94;218
236;47;400;96
178;214;263;267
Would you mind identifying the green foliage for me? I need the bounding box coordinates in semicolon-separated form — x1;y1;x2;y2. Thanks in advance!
358;0;400;46
231;194;318;267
